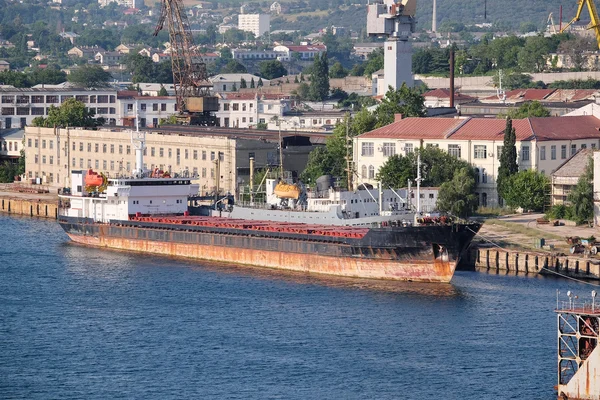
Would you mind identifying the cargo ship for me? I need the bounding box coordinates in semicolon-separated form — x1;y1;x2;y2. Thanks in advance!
57;131;480;283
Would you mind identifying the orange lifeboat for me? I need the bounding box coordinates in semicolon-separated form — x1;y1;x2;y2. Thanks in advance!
274;182;301;199
84;169;107;192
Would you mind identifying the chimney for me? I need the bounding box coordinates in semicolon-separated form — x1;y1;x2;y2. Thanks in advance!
394;114;403;123
432;0;437;32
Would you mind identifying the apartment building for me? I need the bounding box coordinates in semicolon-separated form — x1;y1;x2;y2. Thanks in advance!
0;87;119;129
0;128;23;162
269;110;350;131
117;91;177;127
24;126;320;194
238;14;270;38
354;115;600;208
216;93;292;128
231;49;281;61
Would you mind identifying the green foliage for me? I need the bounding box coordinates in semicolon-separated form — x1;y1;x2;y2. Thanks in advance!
377;147;476;189
491;72;542;90
255;122;268;129
31;98;104;128
157;85;168;96
363;48;383;77
301;110;376;186
502;170;549;211
0;66;67;88
250;77;256;88
308;52;329;101
221;60;247;74
569;157;594;224
67;65;112;88
436;167;478;218
240;78;247;89
329;62;348;79
412;47;450;75
0;161;20;183
499;101;551;119
259;60;287;80
497;118;518;199
337;92;377;109
549;79;600;89
374;84;426;127
293;82;310;100
546;204;569;220
159;115;178;125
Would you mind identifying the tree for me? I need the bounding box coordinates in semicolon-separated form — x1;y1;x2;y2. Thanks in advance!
257;78;263;87
221;60;247;74
259;60;287;79
31;98;105;128
232;82;237;92
240;77;247;89
569;157;594;224
500;101;551;119
308;52;329;101
0;161;19;183
502;170;549;211
67;65;112;88
329;62;348;78
374;84;426;127
517;35;551;72
436;168;478;218
363;48;384;77
250;77;256;88
497;118;519;200
158;85;168;96
376;154;414;189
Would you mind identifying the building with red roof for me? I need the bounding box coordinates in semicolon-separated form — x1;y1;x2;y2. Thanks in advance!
354;115;600;207
422;88;476;108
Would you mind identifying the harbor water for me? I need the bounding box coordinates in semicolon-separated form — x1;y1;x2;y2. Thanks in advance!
0;215;589;399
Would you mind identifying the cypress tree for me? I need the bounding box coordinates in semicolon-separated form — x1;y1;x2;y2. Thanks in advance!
294;75;299;83
240;78;247;89
257;78;263;87
308;52;330;101
497;117;519;200
250;77;255;88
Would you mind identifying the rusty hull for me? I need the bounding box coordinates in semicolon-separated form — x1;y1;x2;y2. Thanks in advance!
67;233;456;283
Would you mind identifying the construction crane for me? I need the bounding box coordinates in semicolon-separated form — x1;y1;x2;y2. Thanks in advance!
153;0;218;125
560;0;600;49
547;12;558;34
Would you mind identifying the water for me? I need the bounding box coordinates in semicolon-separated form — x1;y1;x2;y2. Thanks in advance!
0;215;590;399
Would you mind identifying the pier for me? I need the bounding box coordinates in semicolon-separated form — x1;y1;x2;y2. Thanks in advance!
0;185;58;219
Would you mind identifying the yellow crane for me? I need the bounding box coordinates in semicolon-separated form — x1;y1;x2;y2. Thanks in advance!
560;0;600;49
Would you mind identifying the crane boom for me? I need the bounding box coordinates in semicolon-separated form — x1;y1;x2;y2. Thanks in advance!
153;0;218;125
561;0;600;49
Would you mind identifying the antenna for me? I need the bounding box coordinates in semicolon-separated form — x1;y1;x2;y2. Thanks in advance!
496;70;506;103
416;150;421;214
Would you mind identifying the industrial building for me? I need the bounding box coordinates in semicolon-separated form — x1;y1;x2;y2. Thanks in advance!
23;126;323;195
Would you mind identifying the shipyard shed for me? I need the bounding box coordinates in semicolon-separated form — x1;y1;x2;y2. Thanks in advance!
24;126;325;196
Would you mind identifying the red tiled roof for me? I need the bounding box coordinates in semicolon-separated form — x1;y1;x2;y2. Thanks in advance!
449;118;534;141
423;88;475;101
544;89;598;102
529;116;600;141
482;88;556;102
359;117;467;139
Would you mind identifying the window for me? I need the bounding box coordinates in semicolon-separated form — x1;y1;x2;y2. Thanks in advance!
540;146;546;161
110;161;115;170
404;143;413;154
481;193;488;207
161;103;166;111
474;145;487;159
97;95;108;103
551;145;557;160
79;158;83;168
224;103;230;111
242;117;246;123
193;150;197;160
448;144;461;158
159;148;164;157
211;151;215;161
185;149;189;159
232;103;239;111
521;146;530;162
151;147;155;157
202;150;206;160
176;148;180;165
126;145;131;155
474;168;480;184
119;145;123;154
72;158;75;167
95;160;99;169
31;107;44;115
103;144;107;153
42;140;46;149
72;142;75;151
561;145;567;159
571;144;577;156
593;143;597;149
482;168;487;183
79;142;83;151
211;168;215;178
153;118;158;127
87;159;92;168
110;144;115;154
87;143;91;152
141;103;146;111
361;165;367;178
368;165;375;179
27;138;32;147
34;154;39;163
202;167;206;178
582;144;587;149
95;143;99;152
49;156;53;165
103;160;107;170
127;104;133;111
153;104;158;111
383;142;396;157
168;148;172;158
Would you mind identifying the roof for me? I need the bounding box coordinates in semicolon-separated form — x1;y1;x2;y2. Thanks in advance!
0;60;9;65
529;115;600;141
283;45;327;52
0;128;24;140
359;117;467;139
544;89;599;102
209;73;266;83
358;115;600;142
482;88;556;102
423;88;476;101
551;148;594;178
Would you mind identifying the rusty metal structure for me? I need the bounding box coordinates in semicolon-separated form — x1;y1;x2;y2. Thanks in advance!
556;291;600;399
153;0;218;125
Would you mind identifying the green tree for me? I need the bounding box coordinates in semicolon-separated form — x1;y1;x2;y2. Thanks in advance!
240;77;247;89
502;170;549;211
158;85;168;96
517;35;551;72
569;157;594;224
221;60;247;74
363;48;384;77
436;167;478;218
374;84;426;127
31;98;105;128
497;118;519;200
500;101;551;119
329;62;348;78
67;65;112;88
308;52;330;101
376;154;415;189
250;77;256;88
258;78;263;87
0;161;19;183
259;60;287;79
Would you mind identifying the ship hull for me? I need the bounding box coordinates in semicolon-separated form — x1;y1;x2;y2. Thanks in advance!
59;217;480;283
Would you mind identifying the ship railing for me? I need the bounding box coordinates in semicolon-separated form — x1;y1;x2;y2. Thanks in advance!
556;300;600;314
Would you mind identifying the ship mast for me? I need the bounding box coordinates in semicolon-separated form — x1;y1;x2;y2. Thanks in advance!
131;100;146;178
416;151;421;214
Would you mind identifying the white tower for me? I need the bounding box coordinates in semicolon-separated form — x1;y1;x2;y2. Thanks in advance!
432;0;437;32
366;0;416;90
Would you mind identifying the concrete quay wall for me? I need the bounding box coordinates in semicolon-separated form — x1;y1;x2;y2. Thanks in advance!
471;247;600;280
0;196;58;219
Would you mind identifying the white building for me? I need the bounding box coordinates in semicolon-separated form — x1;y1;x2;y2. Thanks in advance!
117;92;177;128
238;14;270;38
355;115;600;208
231;49;281;61
0;87;119;129
0;128;23;162
209;73;268;93
272;44;327;61
216;93;293;128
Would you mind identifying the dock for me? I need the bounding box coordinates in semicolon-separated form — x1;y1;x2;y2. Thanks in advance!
0;184;58;219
